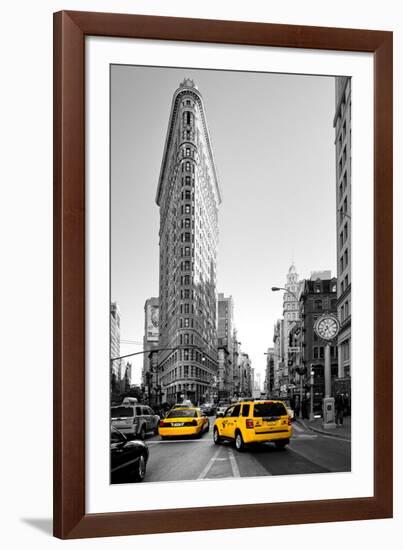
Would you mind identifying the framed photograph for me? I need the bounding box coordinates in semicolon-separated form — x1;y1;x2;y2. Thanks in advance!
53;11;393;539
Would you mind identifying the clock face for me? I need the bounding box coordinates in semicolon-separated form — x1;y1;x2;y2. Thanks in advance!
315;316;339;340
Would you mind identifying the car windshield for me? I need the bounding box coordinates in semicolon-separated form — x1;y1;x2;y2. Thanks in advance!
111;430;125;443
166;409;198;418
253;403;287;417
111;406;134;418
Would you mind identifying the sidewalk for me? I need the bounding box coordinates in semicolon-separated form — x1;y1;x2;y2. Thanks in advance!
297;415;351;441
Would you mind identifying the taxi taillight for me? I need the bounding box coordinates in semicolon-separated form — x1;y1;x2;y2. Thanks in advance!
190;419;198;426
159;420;166;427
246;419;254;429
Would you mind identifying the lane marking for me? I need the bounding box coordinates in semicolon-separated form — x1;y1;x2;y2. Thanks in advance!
228;448;241;478
292;423;304;433
197;446;222;480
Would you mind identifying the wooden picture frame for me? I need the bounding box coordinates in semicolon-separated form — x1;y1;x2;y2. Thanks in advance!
53;10;393;539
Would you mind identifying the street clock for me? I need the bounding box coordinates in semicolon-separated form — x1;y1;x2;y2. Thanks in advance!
314;314;340;341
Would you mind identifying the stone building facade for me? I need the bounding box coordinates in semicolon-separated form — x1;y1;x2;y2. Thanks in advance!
142;297;160;400
217;293;234;399
282;264;302;387
334;76;352;379
110;301;122;400
155;79;221;405
299;275;338;413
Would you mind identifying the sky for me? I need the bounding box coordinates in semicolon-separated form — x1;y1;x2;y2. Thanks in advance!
111;65;336;387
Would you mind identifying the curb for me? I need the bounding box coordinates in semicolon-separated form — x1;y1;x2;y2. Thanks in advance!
296;419;351;441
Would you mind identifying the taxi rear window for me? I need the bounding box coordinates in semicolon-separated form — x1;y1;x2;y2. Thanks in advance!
166;409;197;418
253;403;287;417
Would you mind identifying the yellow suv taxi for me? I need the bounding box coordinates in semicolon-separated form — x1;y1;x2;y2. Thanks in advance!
213;400;292;452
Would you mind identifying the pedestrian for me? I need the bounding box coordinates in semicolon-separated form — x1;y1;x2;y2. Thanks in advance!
335;393;344;426
294;396;300;418
301;396;308;419
344;392;350;416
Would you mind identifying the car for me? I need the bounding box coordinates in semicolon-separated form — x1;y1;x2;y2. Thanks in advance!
170;400;194;410
281;398;295;421
213;400;292;452
110;426;149;483
200;403;216;416
158;407;210;438
111;400;160;440
215;402;230;417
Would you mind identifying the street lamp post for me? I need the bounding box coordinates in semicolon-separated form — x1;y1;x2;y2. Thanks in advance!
309;366;315;421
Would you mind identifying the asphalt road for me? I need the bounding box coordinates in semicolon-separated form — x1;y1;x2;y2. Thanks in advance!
140;418;351;483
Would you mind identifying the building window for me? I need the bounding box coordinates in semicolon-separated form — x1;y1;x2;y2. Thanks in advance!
313;347;319;359
186;147;191;157
185;205;191;214
183;111;193;125
185;176;191;186
319;347;324;359
314;299;323;310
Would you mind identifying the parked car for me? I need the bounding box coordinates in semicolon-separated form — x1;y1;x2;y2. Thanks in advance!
111;400;160;440
110;426;149;483
158;407;209;439
213;400;292;452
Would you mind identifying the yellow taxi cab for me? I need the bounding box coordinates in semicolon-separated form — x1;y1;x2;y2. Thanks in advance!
213;400;292;452
158;407;209;439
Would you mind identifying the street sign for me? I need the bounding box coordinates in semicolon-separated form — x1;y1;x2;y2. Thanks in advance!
288;346;300;352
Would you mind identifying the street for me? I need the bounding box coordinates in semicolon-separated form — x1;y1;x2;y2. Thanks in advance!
140;419;351;482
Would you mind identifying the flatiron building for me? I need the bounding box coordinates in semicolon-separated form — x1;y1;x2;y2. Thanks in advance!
155;79;221;404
